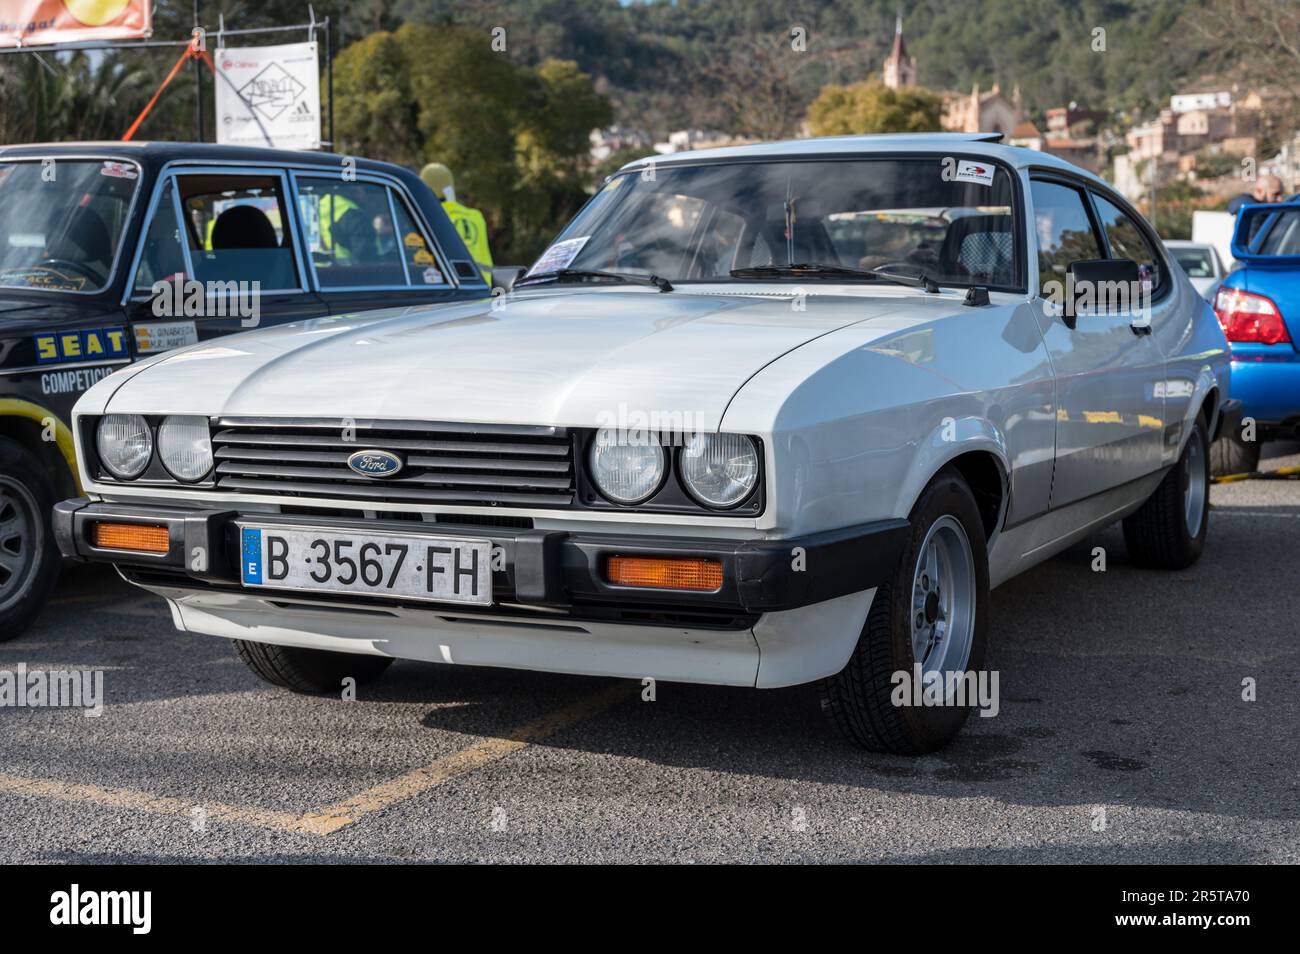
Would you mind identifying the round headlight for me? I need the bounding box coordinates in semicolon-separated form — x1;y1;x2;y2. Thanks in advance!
96;414;152;479
589;428;666;504
680;433;759;508
158;416;213;482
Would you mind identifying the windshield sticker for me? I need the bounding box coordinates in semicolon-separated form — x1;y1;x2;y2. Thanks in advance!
403;231;427;249
421;266;444;284
0;266;88;292
527;236;589;275
100;161;138;180
34;327;129;364
953;160;995;187
413;249;435;265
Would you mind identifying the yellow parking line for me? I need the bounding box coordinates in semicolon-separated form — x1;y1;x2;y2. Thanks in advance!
298;683;631;835
0;771;308;833
0;684;630;837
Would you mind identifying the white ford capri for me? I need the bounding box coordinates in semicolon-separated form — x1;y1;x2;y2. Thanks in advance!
56;133;1235;753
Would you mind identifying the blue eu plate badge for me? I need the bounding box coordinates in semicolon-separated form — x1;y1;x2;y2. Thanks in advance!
241;528;263;584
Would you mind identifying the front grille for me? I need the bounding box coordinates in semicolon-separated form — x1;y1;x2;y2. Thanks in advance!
211;420;574;508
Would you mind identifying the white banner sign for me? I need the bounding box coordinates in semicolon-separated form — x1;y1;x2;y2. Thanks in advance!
215;42;321;150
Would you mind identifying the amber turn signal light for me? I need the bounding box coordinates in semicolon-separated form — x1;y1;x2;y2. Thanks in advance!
92;522;170;554
605;555;723;591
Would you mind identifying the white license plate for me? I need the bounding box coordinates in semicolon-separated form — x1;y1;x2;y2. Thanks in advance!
133;320;199;354
239;526;493;605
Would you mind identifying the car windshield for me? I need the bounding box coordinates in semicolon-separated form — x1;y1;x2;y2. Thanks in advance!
1172;247;1215;277
0;158;139;293
530;156;1020;289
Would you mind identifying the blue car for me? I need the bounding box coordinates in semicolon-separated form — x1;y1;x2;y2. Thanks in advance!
1210;201;1300;474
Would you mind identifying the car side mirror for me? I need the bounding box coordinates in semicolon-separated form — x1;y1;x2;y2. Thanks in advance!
1063;258;1140;328
491;265;524;294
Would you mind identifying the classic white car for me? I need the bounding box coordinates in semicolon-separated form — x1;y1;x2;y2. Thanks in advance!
55;133;1234;753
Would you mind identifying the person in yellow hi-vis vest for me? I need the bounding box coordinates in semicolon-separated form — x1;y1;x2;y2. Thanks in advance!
420;163;493;283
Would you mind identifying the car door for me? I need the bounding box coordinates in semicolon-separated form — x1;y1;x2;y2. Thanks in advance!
1029;176;1166;509
123;167;327;353
289;173;469;316
1089;188;1198;470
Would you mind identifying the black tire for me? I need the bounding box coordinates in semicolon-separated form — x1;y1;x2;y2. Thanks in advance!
0;437;61;642
819;467;990;754
233;640;393;694
1123;415;1210;569
1209;428;1260;477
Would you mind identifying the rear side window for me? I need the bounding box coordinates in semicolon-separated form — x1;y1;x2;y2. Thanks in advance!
296;178;446;288
1092;193;1163;292
1029;180;1102;295
174;173;300;289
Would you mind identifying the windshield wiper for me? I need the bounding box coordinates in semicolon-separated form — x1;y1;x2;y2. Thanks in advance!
730;262;940;293
731;263;878;280
513;268;673;292
868;265;942;294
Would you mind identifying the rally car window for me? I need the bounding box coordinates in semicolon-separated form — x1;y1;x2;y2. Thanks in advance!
1251;208;1300;255
546;158;1021;290
132;178;189;292
173;173;301;290
1029;179;1103;295
391;196;447;285
0;158;138;292
1091;192;1163;292
296;178;442;289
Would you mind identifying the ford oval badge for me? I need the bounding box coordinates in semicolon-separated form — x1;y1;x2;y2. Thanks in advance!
347;449;404;478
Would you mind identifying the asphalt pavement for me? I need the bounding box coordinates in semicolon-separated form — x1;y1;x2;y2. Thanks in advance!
2;447;1298;864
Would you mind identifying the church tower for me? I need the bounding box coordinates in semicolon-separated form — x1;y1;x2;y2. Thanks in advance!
882;13;917;89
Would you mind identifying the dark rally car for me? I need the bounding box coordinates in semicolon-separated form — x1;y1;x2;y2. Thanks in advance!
0;141;491;639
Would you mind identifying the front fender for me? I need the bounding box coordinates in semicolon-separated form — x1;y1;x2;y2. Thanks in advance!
893;416;1010;532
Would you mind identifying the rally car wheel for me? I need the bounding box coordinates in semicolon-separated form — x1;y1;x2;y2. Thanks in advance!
233;640;394;694
820;467;990;754
1209;429;1260;478
1123;414;1210;570
0;438;61;642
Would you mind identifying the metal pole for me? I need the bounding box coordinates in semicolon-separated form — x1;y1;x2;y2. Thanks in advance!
326;17;334;148
193;0;204;142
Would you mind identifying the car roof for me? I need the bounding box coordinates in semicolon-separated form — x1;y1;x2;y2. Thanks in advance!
618;132;1107;184
0;141;405;176
1164;240;1212;249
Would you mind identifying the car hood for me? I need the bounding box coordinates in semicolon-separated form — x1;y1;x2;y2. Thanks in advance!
99;288;949;428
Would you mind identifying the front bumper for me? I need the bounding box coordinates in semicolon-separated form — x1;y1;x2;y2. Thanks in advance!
53;499;908;620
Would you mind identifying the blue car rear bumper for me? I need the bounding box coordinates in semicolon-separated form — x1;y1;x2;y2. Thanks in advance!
1229;342;1300;430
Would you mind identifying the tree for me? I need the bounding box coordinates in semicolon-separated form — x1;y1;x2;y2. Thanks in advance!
807;78;943;136
333;32;421;165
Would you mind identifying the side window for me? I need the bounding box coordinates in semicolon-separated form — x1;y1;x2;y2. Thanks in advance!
174;173;300;289
133;178;189;292
1092;193;1163;292
1029;180;1103;295
391;197;446;286
296;178;440;288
